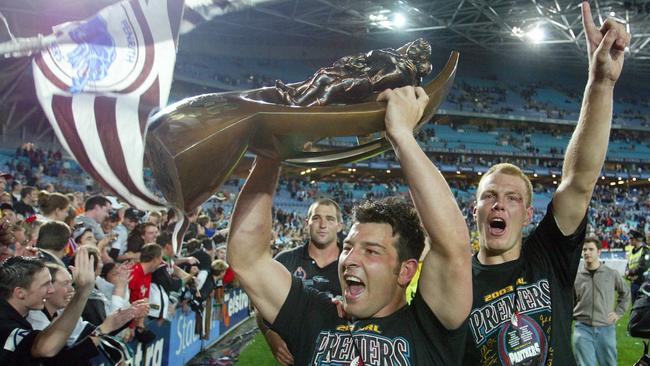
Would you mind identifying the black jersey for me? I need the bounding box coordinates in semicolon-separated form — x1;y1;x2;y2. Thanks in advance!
464;203;586;366
275;243;341;297
272;276;467;366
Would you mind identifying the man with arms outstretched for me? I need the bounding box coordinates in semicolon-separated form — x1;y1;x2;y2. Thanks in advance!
462;3;630;365
228;85;472;365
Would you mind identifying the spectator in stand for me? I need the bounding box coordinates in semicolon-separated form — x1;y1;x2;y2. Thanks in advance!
1;203;17;225
67;192;84;216
157;232;199;268
129;243;163;340
14;186;38;219
185;208;201;239
38;192;70;222
0;247;97;364
36;221;71;267
10;181;22;204
188;238;216;300
26;262;141;351
75;195;111;241
203;215;219;238
0;192;12;205
110;208;143;262
0;172;10;193
149;234;195;321
147;211;162;229
127;222;159;254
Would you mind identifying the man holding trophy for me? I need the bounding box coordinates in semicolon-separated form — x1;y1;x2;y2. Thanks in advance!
226;85;472;365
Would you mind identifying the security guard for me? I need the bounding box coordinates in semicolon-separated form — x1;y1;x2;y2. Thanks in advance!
626;230;649;302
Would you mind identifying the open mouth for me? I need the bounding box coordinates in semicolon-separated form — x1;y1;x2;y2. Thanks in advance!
344;275;366;301
488;218;506;235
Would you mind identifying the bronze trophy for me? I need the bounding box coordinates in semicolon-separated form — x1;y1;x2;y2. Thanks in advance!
146;39;459;212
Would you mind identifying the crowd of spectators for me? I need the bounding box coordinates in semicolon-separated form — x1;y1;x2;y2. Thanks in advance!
0;133;646;363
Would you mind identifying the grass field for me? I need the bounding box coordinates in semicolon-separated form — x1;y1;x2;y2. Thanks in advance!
236;311;646;365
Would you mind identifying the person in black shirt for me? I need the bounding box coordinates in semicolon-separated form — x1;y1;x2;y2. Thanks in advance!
14;186;37;219
228;85;472;365
462;4;630;365
189;238;216;300
259;198;344;365
0;247;98;365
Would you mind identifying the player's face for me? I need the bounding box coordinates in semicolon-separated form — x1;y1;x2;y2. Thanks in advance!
339;222;406;319
307;204;341;248
48;269;74;310
474;172;532;261
24;268;55;310
582;241;600;265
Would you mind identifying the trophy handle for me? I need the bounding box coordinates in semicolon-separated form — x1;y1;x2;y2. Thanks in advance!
280;51;459;167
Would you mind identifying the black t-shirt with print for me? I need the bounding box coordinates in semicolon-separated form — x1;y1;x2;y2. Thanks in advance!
463;203;586;366
272;276;466;366
275;243;341;297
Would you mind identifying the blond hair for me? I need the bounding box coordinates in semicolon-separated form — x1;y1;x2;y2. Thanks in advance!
477;163;533;207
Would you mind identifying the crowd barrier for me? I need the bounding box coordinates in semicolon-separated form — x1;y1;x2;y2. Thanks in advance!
92;287;251;366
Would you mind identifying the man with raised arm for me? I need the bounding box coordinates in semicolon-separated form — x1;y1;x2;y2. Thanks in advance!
0;246;98;364
462;2;630;365
228;85;472;365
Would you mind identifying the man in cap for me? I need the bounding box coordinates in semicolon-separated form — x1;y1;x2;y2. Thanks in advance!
110;208;143;262
626;229;649;302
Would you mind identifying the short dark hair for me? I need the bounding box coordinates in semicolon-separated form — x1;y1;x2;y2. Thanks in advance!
202;237;214;251
84;195;110;212
184;238;201;254
37;221;71;252
0;203;14;212
583;236;602;250
352;197;425;263
156;232;172;247
308;198;342;222
140;243;162;263
0;256;46;300
20;186;36;199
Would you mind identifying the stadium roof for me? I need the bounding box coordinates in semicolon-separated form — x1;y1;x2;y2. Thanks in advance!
1;0;650;141
185;0;650;72
2;0;650;70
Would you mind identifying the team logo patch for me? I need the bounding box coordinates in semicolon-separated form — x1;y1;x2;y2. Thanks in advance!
497;313;547;366
4;328;31;352
42;4;146;93
293;266;307;280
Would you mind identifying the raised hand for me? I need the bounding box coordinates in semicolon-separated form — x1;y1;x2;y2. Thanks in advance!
100;307;139;334
377;86;429;142
130;299;150;318
581;1;630;84
69;246;96;291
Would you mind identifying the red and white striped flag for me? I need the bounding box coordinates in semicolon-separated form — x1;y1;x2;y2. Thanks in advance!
32;0;184;212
